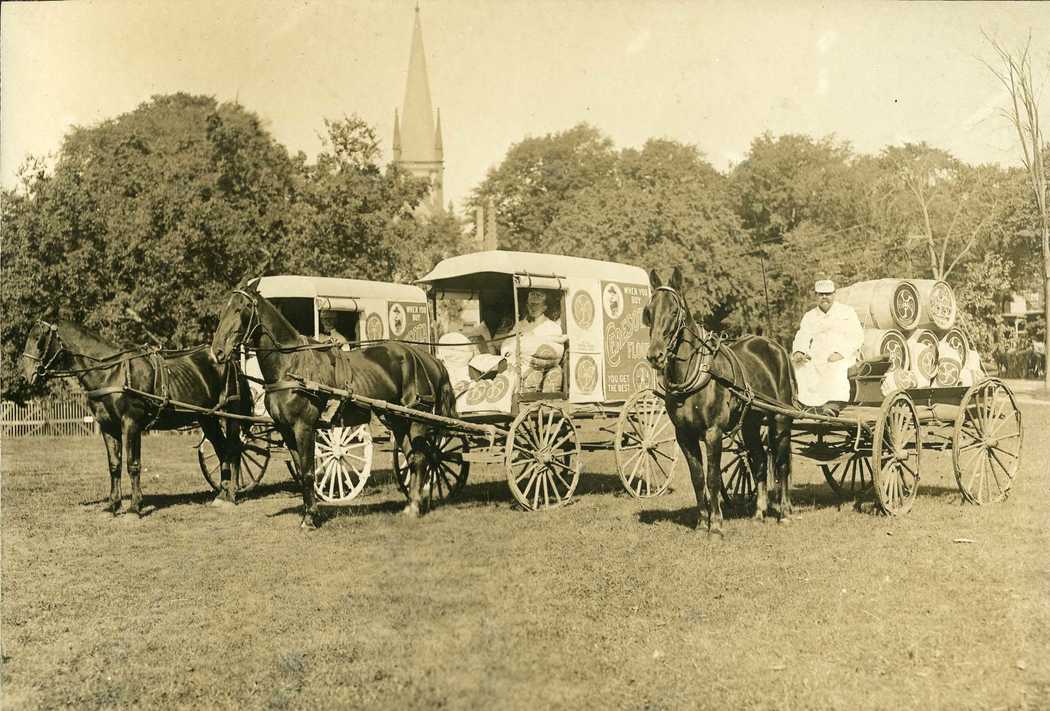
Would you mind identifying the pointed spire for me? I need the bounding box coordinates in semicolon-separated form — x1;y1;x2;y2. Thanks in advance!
392;108;402;162
434;108;443;161
399;4;436;164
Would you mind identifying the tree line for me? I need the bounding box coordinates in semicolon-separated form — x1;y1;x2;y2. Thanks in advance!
2;92;1045;402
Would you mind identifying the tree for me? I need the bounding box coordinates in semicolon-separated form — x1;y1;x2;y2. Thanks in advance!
542;139;758;332
985;32;1050;387
1;94;299;402
879;143;1005;281
469;123;618;248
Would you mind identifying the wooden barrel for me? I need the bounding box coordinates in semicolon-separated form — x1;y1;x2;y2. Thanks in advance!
938;327;969;364
912;279;957;330
906;328;940;382
837;279;921;331
860;329;910;370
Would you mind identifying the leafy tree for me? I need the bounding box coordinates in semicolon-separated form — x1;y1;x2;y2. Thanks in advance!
542;139;757;332
469;123;617;248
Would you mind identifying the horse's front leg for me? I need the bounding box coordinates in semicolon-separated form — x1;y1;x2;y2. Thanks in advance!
102;428;123;514
293;423;319;528
123;419;145;516
773;413;794;521
744;415;768;521
704;427;726;536
675;425;708;532
400;425;428;518
202;418;235;507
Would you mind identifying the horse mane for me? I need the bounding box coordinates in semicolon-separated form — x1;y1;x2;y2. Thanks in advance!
57;320;126;356
251;289;306;345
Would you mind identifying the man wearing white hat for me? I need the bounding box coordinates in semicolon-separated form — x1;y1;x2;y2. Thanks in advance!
792;279;864;414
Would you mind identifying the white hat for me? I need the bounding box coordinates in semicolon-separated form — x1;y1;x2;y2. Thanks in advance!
814;279;836;294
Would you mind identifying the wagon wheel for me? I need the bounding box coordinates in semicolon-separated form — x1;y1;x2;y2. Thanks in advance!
392;433;470;505
505;402;580;511
313;424;374;504
821;452;874;499
615;389;682;497
952;378;1023;505
872;391;922;515
716;428;764;509
197;423;274;493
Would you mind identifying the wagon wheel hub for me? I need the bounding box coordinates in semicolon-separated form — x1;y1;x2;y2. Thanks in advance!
537;448;552;464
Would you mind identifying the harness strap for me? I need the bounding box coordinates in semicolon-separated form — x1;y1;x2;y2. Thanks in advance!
85;386;126;400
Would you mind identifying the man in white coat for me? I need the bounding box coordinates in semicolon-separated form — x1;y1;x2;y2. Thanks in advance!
792;279;864;414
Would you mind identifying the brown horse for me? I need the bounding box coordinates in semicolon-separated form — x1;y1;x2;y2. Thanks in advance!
644;268;795;535
20;319;249;515
209;284;458;527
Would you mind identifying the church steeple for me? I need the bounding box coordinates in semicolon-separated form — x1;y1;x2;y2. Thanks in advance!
394;3;443;212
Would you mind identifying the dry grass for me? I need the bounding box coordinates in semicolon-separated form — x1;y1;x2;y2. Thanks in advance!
2;405;1048;710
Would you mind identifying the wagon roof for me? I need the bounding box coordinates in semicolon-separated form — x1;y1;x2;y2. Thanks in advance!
253;275;426;302
417;250;649;288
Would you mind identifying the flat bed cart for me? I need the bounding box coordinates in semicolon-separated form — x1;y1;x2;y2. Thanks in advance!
713;363;1024;515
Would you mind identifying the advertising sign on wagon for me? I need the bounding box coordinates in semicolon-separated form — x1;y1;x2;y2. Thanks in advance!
601;281;654;400
389;301;430;342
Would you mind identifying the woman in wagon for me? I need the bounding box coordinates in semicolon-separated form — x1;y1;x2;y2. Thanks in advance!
791;279;864;416
319;311;351;351
500;288;567;393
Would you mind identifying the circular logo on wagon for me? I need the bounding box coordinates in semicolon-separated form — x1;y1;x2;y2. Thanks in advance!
365;313;384;340
574;355;598;394
571;291;595;330
632;361;655;392
389;303;407;338
602;283;624;320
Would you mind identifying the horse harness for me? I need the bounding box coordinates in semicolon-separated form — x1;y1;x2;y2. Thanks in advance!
650;287;757;435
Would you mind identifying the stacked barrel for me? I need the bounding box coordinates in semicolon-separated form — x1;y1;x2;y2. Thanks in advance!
837;278;973;387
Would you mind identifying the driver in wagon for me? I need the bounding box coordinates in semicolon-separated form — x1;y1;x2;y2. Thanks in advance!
499;288;568;393
791;279;864;416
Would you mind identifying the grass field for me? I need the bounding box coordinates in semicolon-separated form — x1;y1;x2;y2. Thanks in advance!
2;402;1048;710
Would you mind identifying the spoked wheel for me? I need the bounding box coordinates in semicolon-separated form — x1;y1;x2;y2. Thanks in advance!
505;402;581;511
615;389;682;497
952;378;1023;504
717;428;763;509
872;392;922;515
198;424;274;493
821;452;875;500
313;424;374;504
393;433;471;505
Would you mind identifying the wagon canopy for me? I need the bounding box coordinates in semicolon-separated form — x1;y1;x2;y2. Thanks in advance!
253;275;427;304
417;251;649;291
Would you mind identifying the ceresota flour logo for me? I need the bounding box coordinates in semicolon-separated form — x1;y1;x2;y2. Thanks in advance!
603;283;624;320
389;303;406;338
571;291;595;330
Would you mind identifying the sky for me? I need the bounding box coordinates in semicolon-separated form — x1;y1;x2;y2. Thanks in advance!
2;0;1048;213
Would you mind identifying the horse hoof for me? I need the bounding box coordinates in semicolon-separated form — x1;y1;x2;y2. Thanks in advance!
403;504;421;518
210;497;236;510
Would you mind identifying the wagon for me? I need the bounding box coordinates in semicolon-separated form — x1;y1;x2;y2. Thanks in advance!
391;250;686;510
710;359;1024;515
197;275;432;503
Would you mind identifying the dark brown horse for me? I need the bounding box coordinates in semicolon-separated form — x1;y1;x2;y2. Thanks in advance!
644;268;795;535
20;320;249;515
209;284;458;527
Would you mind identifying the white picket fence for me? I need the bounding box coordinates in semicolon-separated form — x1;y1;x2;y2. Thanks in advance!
1;396;99;437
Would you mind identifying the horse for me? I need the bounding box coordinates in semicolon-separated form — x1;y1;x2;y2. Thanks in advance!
20;319;250;515
643;267;796;535
209;284;459;527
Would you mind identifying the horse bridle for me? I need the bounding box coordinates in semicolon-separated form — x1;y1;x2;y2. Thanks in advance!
647;286;726;397
216;289;264;363
21;320;66;383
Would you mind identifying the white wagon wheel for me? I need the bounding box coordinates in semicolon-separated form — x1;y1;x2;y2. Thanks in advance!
952;378;1023;505
872;391;922;515
505;402;580;511
716;427;766;509
313;424;374;504
392;433;470;504
197;423;273;493
615;389;682;497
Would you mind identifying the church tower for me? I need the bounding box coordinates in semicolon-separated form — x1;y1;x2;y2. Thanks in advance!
393;4;444;213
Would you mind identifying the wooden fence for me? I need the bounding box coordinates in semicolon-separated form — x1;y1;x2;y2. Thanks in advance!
1;396;99;438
